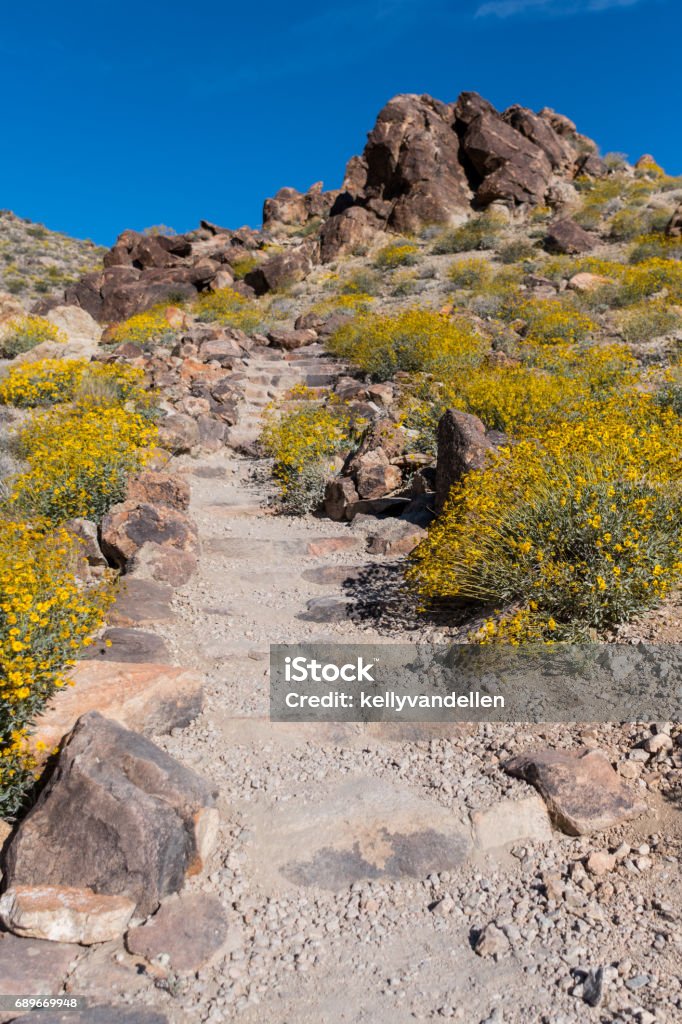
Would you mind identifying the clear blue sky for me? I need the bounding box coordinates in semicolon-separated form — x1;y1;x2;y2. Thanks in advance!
1;0;678;245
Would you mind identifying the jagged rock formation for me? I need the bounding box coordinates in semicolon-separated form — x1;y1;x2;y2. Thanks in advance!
51;89;604;321
317;90;601;260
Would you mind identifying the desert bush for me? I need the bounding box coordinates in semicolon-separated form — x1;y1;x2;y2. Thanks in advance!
106;306;181;348
260;395;357;513
0;360;148;409
447;258;493;290
498;239;537;264
608;208;651;241
515;298;596;345
373;242;419;270
229;255;260;280
9;404;156;524
339;268;382;295
327;308;487;381
408;395;682;640
0;316;65;358
628;233;682;264
0;519;113;818
431;212;507;255
614;299;682;344
194;288;264;333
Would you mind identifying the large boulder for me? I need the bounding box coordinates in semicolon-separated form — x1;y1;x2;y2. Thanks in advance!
544;217;597;254
319;206;381;262
244;244;317;294
100;500;198;573
435;408;494;512
361;93;472;233
3;712;219;917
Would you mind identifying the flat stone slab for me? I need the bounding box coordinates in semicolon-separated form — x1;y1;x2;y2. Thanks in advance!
83;628;170;664
505;747;648;835
126;892;228;972
301;564;366;585
0;931;80;1000
109;579;176;628
31;661;203;758
241;777;473;892
299;596;354;622
471;795;553;851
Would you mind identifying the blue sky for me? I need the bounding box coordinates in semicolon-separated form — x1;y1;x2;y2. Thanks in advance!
1;0;678;245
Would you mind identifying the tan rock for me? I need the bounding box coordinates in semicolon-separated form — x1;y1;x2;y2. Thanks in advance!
586;850;616;876
0;291;25;326
30;660;204;760
0;885;135;944
472;795;553;851
306;536;362;557
568;272;613;293
126;470;190;511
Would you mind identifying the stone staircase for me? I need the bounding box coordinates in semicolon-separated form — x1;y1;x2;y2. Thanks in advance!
224;342;348;451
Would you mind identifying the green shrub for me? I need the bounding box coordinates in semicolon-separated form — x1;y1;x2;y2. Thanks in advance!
373;242;419;269
432;212;507;254
615;299;682;344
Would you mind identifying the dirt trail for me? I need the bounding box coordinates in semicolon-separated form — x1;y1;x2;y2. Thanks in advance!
136;343;682;1024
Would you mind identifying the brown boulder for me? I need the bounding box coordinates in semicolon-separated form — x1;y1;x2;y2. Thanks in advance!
505;747;647;835
502;104;576;172
157;412;201;452
544;218;597;254
435;408;493;512
362;93;471;233
366;519;426;556
100;500;198;572
263;182;338;235
4;712;219;917
244;245;316;295
354;450;402;500
267;327;318;350
324;477;360;522
126;470;190;511
459;107;553;206
319;206;381;262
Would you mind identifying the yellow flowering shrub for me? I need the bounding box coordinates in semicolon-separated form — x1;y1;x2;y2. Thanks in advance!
194;288;263;333
0;359;147;409
447;258;493;290
10;404;157;524
374;243;419;269
0;519;113;818
408;394;682;639
614;298;682;344
514;298;596;345
106;305;181;347
260;393;359;513
310;292;376;317
327;308;487;381
0;315;65;359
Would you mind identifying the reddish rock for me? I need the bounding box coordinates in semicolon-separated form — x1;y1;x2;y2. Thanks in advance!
0;932;81;1003
366;519;426;556
5;712;219;917
157;412;201;453
505;748;648;835
267;327;318;350
319;206;381;262
355;457;402;500
100;500;198;572
108;578;176;628
126;470;190;511
30;660;204;758
545;218;597;255
306;536;362;557
129;542;199;587
0;885;135;945
125;892;228;972
244;245;316;295
198;335;244;364
435;408;493;512
324;477;359;522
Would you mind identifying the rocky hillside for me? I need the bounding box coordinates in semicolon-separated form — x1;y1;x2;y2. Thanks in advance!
0;210;105;308
51;90;614;325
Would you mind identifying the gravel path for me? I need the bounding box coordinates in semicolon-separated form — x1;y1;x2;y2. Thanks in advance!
116;344;682;1024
